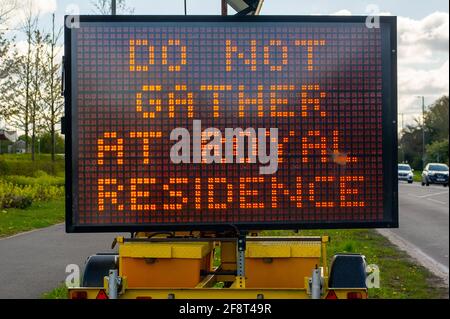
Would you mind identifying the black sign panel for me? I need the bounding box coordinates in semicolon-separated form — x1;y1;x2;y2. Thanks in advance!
64;16;398;233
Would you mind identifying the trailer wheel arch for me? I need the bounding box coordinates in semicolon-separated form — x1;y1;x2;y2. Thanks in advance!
82;254;118;287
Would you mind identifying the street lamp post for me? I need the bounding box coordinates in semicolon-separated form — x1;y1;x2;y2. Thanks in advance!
417;96;426;169
111;0;116;15
222;0;228;15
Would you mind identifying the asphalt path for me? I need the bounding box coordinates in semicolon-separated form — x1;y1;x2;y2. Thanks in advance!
0;224;122;299
0;182;448;298
395;183;448;267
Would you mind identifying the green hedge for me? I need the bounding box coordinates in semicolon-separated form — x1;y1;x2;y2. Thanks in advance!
0;179;64;209
0;154;65;177
2;170;64;186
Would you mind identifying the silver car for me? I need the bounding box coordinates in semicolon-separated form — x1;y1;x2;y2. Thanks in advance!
421;163;449;187
398;164;413;183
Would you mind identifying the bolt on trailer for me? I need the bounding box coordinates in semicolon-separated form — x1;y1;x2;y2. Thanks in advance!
63;14;398;299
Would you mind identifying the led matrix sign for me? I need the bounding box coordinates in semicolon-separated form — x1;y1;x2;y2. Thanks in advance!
65;16;398;232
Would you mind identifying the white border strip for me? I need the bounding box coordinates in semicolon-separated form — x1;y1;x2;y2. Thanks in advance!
377;229;449;286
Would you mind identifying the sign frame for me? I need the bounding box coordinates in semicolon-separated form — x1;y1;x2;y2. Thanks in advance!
64;15;398;233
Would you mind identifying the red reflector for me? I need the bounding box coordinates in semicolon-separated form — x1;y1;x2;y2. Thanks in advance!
325;290;338;299
96;290;109;299
347;292;363;299
70;291;88;300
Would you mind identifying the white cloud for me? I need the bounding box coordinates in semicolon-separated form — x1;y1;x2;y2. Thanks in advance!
330;7;391;16
331;9;352;16
396;12;449;127
398;12;449;66
399;12;448;52
399;60;449;96
398;59;449;126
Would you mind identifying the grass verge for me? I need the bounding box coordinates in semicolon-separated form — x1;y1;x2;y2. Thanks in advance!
266;229;447;299
43;228;447;299
413;170;422;182
0;199;65;238
42;284;68;299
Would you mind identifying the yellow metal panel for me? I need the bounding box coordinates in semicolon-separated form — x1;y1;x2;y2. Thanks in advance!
246;243;291;257
121;257;205;288
245;257;319;288
290;243;321;257
119;242;212;259
171;243;212;259
118;241;213;288
119;243;172;258
243;238;322;288
245;241;321;258
220;241;236;271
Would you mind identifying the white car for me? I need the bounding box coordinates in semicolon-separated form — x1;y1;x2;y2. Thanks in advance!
398;164;413;183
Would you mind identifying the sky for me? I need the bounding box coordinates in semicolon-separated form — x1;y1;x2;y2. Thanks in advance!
1;0;449;129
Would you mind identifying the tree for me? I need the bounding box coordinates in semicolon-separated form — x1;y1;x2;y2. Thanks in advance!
92;0;134;14
42;13;63;161
37;132;65;154
8;5;46;158
0;0;16;23
399;95;449;169
426;139;449;164
23;8;40;154
399;121;423;169
30;29;47;161
0;33;18;121
0;28;16;81
424;95;449;142
8;57;31;134
8;6;40;153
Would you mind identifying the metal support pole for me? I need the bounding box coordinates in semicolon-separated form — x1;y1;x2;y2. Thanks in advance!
311;268;322;299
236;234;246;288
399;112;404;133
221;0;228;16
108;269;119;299
111;0;116;15
421;96;425;168
255;0;264;15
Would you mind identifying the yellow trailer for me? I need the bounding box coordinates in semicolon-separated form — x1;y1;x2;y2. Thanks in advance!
68;234;368;299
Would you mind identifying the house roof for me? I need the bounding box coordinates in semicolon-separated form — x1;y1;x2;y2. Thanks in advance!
0;129;18;142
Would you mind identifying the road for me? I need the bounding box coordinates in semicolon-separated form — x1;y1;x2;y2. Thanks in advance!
379;182;449;278
0;183;448;298
0;224;121;299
